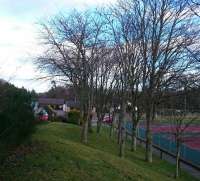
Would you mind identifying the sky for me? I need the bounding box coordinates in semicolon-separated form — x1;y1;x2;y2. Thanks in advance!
0;0;116;92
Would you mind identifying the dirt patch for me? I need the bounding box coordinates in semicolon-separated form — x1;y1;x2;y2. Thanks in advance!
2;141;47;167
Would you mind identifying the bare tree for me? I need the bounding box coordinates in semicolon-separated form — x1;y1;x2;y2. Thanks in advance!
102;4;133;157
93;47;116;134
166;109;198;178
187;0;200;17
126;0;200;163
37;0;200;162
37;10;105;143
110;1;143;152
100;0;144;157
165;73;200;178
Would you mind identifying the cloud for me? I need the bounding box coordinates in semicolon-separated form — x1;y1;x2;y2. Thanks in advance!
0;0;117;92
0;17;46;91
0;0;117;19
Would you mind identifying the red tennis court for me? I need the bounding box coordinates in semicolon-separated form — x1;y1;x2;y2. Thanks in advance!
152;125;200;133
140;124;200;150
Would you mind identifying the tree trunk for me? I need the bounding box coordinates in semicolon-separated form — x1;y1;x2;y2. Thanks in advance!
88;114;93;133
119;127;125;157
81;117;88;144
175;140;181;178
109;123;113;138
119;103;126;157
109;121;114;139
81;104;89;144
117;118;121;144
131;126;137;152
97;119;101;134
109;112;113;138
131;110;138;152
145;107;153;163
145;129;153;162
96;112;103;134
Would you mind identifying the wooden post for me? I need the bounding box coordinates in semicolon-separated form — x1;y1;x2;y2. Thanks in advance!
160;150;163;159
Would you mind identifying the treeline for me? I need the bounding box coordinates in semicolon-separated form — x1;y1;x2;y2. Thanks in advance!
159;88;200;112
0;80;35;160
39;85;77;101
37;0;200;176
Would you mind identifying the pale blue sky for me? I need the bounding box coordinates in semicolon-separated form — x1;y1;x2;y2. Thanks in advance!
0;0;116;92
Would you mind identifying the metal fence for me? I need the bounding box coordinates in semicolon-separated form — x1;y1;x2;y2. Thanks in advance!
126;122;200;167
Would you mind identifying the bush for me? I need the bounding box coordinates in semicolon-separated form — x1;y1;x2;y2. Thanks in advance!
67;109;80;125
0;82;35;146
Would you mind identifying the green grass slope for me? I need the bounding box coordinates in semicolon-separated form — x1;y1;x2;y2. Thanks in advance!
0;122;198;181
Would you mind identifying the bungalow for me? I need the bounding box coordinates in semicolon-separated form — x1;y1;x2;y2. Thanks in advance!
33;98;80;120
38;98;65;108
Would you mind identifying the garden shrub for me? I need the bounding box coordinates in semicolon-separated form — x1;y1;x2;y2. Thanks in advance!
67;109;80;125
0;82;35;146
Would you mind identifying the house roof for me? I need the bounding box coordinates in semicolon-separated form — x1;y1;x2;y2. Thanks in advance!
38;98;65;105
66;100;80;108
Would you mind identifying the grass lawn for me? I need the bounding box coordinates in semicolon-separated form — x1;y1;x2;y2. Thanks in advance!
0;122;199;181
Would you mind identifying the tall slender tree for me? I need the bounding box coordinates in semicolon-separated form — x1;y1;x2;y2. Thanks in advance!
37;10;106;143
129;0;200;162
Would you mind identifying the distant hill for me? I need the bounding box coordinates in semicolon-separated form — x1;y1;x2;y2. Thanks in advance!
0;78;7;84
39;85;78;101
